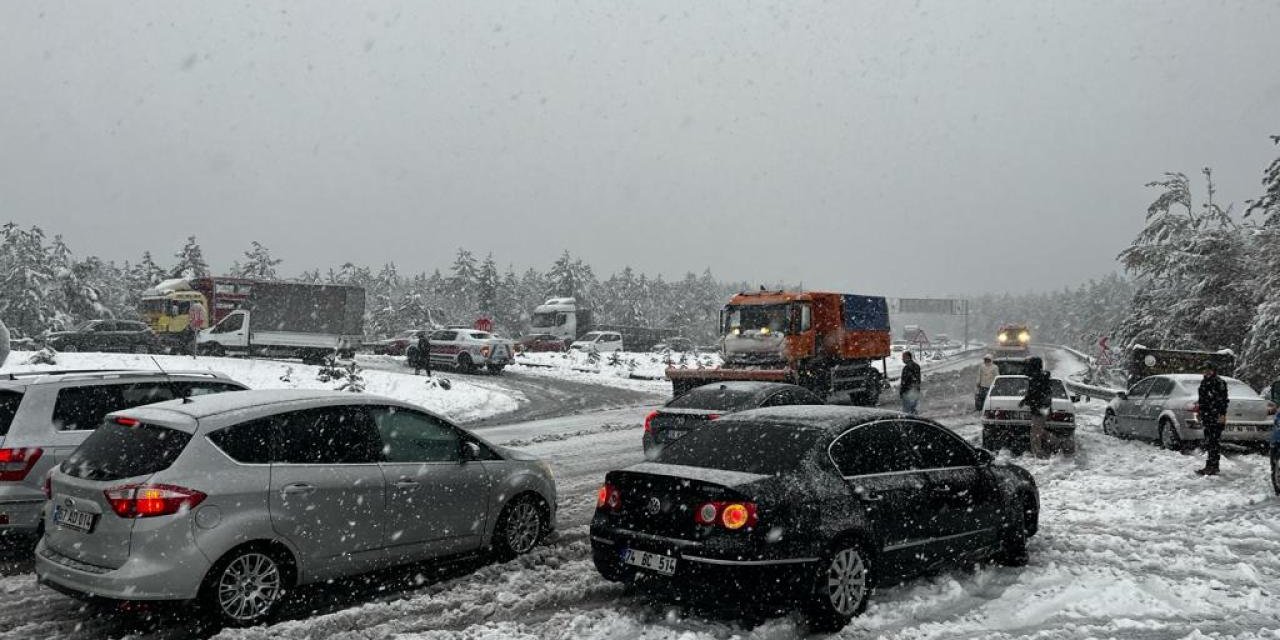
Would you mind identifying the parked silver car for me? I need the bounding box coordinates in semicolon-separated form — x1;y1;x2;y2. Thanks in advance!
1103;374;1274;450
36;389;556;626
427;329;514;374
1;370;247;544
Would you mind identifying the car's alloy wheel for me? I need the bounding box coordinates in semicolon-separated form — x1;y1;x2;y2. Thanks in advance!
1102;412;1117;437
494;496;545;559
214;551;283;625
1160;420;1183;452
826;548;868;616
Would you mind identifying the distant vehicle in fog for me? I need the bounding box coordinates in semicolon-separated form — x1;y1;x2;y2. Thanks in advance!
515;333;569;353
197;282;365;364
36;389;556;626
993;324;1030;354
571;331;624;353
427;329;514;374
370;329;430;356
44;320;161;354
981;375;1079;454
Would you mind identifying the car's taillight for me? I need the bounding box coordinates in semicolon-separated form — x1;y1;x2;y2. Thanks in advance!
693;501;758;530
1049;411;1074;423
643;411;659;434
706;414;721;421
1185;402;1199;413
115;416;140;427
595;483;621;511
104;484;206;518
0;448;44;482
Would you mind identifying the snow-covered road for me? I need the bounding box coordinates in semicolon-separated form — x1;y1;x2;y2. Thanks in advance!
2;351;1277;639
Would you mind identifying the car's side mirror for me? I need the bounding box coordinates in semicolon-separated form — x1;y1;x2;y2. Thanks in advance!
974;448;994;466
1070;395;1081;403
461;441;481;463
1116;391;1127;400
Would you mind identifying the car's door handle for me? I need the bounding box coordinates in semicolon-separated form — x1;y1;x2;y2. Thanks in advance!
281;483;315;496
394;478;420;489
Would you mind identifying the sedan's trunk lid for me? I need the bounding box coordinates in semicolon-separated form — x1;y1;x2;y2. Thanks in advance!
603;463;769;540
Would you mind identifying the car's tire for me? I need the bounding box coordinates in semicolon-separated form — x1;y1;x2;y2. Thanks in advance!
492;494;548;561
456;354;476;374
61;344;78;353
202;342;226;357
994;497;1031;567
803;539;871;633
1102;410;1118;438
1159;419;1186;453
200;545;292;627
1270;447;1279;496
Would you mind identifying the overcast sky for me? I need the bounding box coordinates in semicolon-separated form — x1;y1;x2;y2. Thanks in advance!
2;1;1278;297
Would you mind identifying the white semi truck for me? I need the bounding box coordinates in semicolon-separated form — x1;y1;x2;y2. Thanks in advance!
528;297;677;352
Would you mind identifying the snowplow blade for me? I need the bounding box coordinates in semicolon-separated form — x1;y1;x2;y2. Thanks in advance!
665;367;791;397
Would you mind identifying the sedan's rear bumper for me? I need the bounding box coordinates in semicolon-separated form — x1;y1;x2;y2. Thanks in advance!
1179;420;1272;443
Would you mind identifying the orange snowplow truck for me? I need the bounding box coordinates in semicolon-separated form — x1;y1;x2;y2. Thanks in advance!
667;291;892;405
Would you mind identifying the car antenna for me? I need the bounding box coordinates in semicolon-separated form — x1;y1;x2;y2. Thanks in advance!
150;356;193;403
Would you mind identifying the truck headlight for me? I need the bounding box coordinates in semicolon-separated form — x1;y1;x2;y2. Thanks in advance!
997;333;1008;343
1018;331;1031;343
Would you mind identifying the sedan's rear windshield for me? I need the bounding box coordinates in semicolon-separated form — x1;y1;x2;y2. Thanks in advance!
666;388;760;412
655;421;819;475
989;378;1068;399
1225;379;1261;398
62;423;192;481
0;390;22;436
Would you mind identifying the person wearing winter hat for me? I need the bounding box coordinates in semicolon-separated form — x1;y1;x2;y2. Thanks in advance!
976;354;999;411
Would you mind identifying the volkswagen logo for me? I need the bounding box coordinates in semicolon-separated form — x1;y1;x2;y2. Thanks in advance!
644;496;662;516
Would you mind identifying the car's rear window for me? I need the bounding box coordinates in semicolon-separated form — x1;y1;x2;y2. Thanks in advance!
989;378;1068;399
1225;379;1260;398
0;390;22;436
61;423;192;481
655;421;819;475
666;387;760;411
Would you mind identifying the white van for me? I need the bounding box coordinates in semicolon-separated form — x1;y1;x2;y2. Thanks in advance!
571;331;624;353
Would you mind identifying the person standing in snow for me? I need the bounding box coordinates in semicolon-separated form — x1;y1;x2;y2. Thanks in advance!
187;300;208;356
413;331;432;376
1020;356;1053;458
900;351;922;415
976;354;999;411
0;318;10;368
1196;362;1230;476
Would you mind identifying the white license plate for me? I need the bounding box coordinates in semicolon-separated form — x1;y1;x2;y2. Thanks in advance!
53;505;96;533
622;549;677;576
664;429;688;440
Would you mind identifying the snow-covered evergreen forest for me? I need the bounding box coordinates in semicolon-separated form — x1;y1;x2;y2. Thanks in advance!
0;232;760;344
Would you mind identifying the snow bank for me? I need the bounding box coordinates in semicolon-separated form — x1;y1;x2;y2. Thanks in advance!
0;351;519;423
509;350;696;394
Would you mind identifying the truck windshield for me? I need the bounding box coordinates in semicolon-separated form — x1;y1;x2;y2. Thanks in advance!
530;312;562;328
726;305;790;335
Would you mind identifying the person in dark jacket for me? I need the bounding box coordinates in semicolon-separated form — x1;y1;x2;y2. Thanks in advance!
1019;356;1054;458
412;332;432;376
900;351;922;415
1196;363;1230;476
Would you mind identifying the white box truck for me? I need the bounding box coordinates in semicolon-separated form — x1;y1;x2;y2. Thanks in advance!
197;281;365;364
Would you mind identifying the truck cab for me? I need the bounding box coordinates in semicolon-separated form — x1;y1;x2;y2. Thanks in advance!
530;298;592;344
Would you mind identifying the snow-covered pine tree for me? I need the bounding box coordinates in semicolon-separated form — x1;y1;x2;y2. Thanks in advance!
171;236;210;279
476;254;500;321
233;241;283;279
1239;136;1280;386
0;224;59;337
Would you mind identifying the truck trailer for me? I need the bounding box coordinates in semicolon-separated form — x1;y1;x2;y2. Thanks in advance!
197;281;365;363
666;290;891;405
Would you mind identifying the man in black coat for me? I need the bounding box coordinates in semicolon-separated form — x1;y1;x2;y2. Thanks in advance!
1196;363;1230;476
1020;356;1054;458
413;332;432;377
900;351;922;415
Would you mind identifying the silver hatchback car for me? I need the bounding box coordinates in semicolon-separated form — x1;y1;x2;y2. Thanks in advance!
1104;374;1274;450
35;389;556;626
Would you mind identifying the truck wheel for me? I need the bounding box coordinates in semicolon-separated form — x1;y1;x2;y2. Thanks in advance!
203;343;226;357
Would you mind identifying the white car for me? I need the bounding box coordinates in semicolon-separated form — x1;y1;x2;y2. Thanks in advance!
428;329;514;374
571;331;624;353
981;375;1079;453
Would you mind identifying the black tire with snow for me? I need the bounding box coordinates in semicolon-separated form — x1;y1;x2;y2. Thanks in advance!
491;494;547;561
199;545;293;627
803;539;872;633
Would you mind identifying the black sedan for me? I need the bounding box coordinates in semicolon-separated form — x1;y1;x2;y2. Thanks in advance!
642;382;823;457
593;406;1039;632
45;320;160;353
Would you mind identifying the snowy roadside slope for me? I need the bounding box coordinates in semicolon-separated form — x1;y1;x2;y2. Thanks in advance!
208;399;1280;640
0;351;520;423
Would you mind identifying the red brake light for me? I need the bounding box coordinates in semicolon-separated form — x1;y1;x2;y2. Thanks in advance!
706;414;721;421
114;416;140;427
596;483;621;511
643;411;659;434
694;501;757;530
0;448;44;482
104;484;206;518
1048;411;1074;423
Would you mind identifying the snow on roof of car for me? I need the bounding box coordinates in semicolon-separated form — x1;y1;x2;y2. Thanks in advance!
117;388;395;423
724;405;903;431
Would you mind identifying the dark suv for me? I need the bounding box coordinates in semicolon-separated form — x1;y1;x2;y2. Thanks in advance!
0;369;248;544
45;320;160;354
